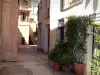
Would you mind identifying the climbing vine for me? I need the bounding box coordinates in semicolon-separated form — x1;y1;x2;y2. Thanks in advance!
66;15;89;63
91;24;100;75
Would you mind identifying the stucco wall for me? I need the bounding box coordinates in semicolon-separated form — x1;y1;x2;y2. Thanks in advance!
50;0;100;51
38;0;50;52
1;0;18;61
50;0;100;75
50;0;100;21
18;24;29;45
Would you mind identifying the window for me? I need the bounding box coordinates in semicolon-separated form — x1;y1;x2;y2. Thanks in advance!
20;12;29;22
57;27;65;40
47;8;50;18
22;0;28;6
57;19;65;40
45;8;50;19
24;0;28;6
18;0;20;4
33;7;38;15
60;0;83;11
44;0;50;19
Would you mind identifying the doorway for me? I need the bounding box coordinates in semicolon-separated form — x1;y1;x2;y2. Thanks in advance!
44;24;50;53
29;35;33;45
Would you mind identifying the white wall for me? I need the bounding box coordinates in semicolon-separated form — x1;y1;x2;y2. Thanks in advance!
18;2;38;45
50;0;100;75
50;0;100;51
50;0;100;22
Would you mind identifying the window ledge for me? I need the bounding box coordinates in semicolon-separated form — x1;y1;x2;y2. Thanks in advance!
61;2;82;12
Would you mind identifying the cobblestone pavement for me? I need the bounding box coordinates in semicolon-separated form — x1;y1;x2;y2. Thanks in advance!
0;45;74;75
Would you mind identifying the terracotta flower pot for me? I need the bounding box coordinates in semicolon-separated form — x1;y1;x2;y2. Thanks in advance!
53;62;60;70
74;63;85;75
63;66;70;72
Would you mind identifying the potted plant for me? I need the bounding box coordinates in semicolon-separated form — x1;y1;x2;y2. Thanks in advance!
48;48;61;70
61;54;73;72
48;40;68;70
66;16;90;75
49;54;61;70
74;62;85;75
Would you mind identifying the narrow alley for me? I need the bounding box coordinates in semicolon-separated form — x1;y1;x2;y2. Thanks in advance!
1;0;100;74
0;46;74;75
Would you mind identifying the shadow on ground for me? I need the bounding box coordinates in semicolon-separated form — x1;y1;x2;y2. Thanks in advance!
0;65;33;75
0;46;74;75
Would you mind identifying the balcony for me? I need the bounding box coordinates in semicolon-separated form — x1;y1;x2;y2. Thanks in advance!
19;6;32;11
18;21;29;26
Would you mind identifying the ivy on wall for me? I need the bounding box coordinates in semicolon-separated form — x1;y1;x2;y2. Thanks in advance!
66;15;89;63
91;24;100;75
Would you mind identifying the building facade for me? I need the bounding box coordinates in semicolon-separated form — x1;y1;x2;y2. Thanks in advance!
38;0;100;74
0;0;38;61
0;0;19;61
18;0;38;46
38;0;50;52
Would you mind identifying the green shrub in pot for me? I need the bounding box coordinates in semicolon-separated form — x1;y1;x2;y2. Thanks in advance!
59;54;73;72
48;40;68;61
62;54;73;67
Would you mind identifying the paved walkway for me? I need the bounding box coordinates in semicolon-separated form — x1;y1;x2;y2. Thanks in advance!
0;45;74;75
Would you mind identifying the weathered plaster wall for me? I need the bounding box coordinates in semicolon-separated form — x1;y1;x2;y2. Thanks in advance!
1;0;18;61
